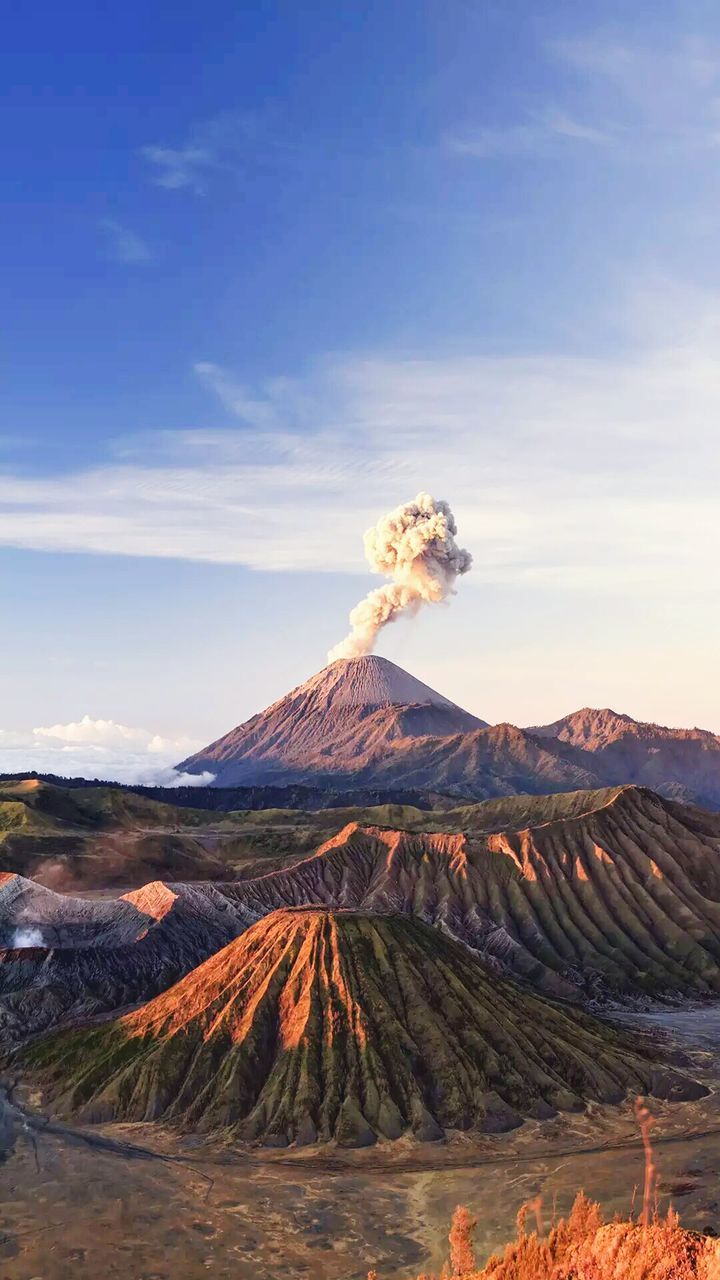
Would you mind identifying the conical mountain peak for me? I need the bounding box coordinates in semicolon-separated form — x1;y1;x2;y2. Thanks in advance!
178;655;486;787
301;654;461;710
24;906;694;1147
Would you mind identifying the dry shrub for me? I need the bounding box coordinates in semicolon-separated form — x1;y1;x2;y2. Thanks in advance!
449;1206;477;1275
481;1190;720;1279
368;1192;720;1279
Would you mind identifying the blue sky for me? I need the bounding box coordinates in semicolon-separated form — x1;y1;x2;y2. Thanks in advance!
2;0;720;779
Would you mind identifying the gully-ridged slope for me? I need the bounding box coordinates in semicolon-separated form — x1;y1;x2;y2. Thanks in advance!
223;785;720;1001
22;908;700;1147
5;785;720;1049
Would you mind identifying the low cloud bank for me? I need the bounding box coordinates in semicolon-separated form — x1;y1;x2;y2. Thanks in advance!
0;716;214;786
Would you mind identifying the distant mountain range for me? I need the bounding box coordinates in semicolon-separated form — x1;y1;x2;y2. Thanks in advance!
531;706;720;806
179;654;720;808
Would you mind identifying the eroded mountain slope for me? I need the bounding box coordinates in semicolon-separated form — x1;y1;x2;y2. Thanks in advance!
0;879;252;1043
20;908;701;1147
223;785;720;1000
532;708;720;808
4;786;720;1043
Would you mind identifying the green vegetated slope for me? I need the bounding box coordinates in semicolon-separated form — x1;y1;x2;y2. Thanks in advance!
226;785;625;834
0;778;219;830
0;777;629;889
21;908;701;1147
0;779;244;887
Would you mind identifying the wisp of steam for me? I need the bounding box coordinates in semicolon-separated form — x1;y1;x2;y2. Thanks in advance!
12;926;44;949
329;492;472;661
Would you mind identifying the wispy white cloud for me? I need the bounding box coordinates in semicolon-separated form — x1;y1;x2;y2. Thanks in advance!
552;33;720;151
0;284;717;594
141;109;288;194
554;34;720;96
194;362;285;429
141;145;212;193
0;718;211;785
445;109;613;158
99;218;152;263
541;108;613;143
449;32;720;162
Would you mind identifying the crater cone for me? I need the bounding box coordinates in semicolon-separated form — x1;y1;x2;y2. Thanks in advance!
22;907;701;1147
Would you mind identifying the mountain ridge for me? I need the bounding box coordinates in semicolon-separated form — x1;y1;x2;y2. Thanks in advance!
5;784;720;1046
213;783;720;1001
532;707;720;807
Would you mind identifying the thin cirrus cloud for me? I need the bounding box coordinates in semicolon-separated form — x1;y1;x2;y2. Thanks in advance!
448;34;720;161
141;145;213;194
0;717;212;785
445;109;613;158
554;35;720;153
99;218;152;263
0;284;717;593
553;34;720;98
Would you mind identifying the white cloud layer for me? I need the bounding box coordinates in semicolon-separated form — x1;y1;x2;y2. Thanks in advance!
0;718;211;786
0;286;718;596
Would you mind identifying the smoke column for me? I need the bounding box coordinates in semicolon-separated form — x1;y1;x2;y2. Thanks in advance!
329;492;472;661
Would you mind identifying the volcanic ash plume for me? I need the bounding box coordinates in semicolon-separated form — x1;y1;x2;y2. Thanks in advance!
328;492;472;661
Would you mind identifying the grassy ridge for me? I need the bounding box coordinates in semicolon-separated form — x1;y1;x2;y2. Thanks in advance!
0;779;630;888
